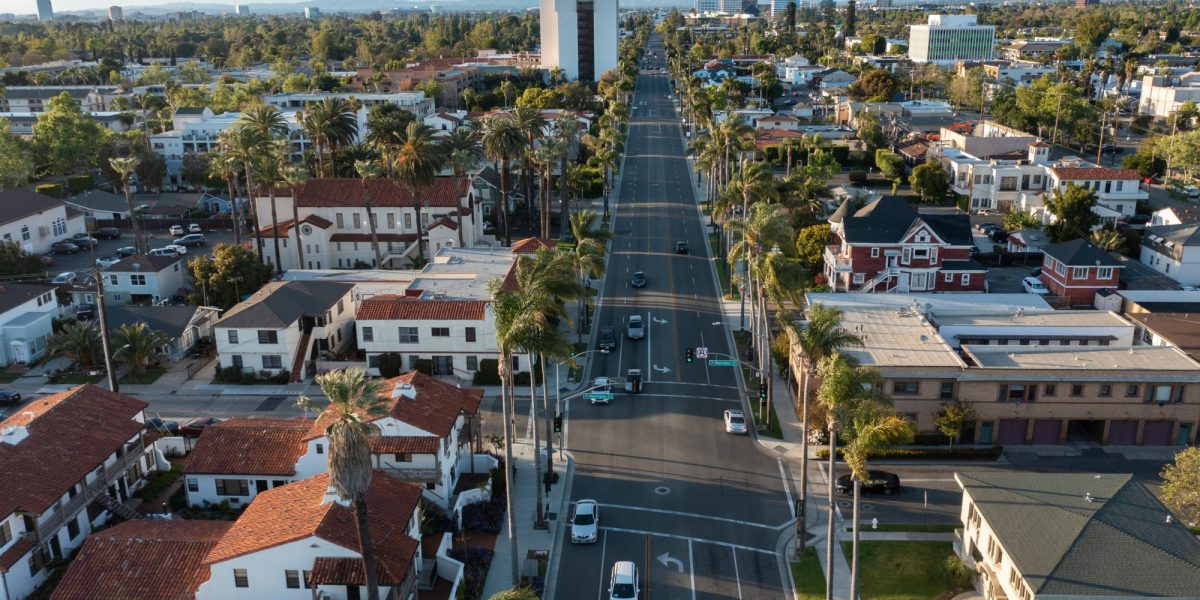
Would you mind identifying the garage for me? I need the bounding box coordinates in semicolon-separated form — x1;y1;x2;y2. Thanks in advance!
1107;420;1137;445
997;419;1028;445
1031;419;1062;445
1142;420;1175;445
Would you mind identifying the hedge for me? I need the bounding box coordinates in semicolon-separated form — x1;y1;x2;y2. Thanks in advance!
473;359;501;385
67;175;94;193
816;445;1003;461
36;183;64;199
377;352;403;378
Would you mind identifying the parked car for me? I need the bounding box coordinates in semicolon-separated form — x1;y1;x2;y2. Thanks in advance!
598;325;616;353
1029;266;1042;278
1022;276;1049;295
169;225;185;236
92;227;122;240
988;229;1010;243
626;315;645;340
176;234;206;247
188;224;202;234
40;255;55;266
71;234;97;248
149;247;183;257
179;417;222;437
724;409;747;434
114;246;137;258
835;470;901;495
570;499;600;543
76;303;95;320
164;244;187;255
631;271;646;288
51;271;77;285
96;256;121;268
49;241;81;254
0;390;20;405
675;241;689;254
145;418;180;435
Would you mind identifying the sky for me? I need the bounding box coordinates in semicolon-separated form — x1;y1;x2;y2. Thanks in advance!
4;0;309;13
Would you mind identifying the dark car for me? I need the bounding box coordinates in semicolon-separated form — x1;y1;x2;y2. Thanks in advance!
835;470;901;495
1030;267;1042;278
49;241;81;254
988;229;1010;243
1119;214;1152;227
92;227;122;240
114;246;137;258
145;417;180;435
631;271;646;288
675;241;689;254
71;234;97;248
179;417;222;437
176;234;207;247
598;325;617;353
0;390;20;405
76;303;96;320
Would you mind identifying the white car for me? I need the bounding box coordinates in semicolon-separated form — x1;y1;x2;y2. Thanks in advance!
609;562;639;600
570;499;599;543
1022;276;1049;295
164;244;187;255
187;224;202;234
169;225;185;236
51;271;77;285
724;409;748;434
95;256;121;268
591;377;612;404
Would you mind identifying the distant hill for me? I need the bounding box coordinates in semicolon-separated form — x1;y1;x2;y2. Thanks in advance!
59;0;691;18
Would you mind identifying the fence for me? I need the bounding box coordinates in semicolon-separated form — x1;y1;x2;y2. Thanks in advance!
973;251;1044;267
92;216;245;235
436;532;465;600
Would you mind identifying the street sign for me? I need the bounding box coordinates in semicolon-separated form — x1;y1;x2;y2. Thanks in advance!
582;392;615;401
695;346;709;359
707;359;738;367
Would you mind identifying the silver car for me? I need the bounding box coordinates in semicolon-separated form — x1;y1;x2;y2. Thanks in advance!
626;315;644;340
570;499;599;543
724;409;748;434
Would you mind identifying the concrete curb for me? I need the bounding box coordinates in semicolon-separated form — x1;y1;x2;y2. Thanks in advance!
542;452;576;600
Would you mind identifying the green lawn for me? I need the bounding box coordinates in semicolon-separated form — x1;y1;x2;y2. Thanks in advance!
58;372;104;384
708;231;734;299
119;367;166;385
755;396;783;439
791;548;826;600
868;523;959;533
841;541;956;600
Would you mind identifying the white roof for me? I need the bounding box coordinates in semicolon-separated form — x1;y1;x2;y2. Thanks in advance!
933;310;1132;328
964;345;1200;371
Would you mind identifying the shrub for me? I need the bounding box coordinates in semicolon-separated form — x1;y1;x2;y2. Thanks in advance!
420;498;457;536
168;486;188;511
513;371;531;386
816;445;1003;461
414;359;434;375
489;464;507;500
377;352;403;378
135;464;182;501
912;432;951;446
944;555;973;590
448;545;494;600
848;170;868;186
36;183;64;199
67;175;94;193
461;498;505;533
473;359;501;385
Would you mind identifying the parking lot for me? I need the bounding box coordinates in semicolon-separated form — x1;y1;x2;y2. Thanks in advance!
43;226;238;284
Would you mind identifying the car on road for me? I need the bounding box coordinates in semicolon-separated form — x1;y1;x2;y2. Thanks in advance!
631;271;646;288
608;561;639;600
179;417;222;437
149;246;185;257
114;246;137;258
71;234;98;248
49;241;81;254
176;234;206;247
626;315;644;340
570;499;600;543
1022;276;1049;295
188;224;203;234
0;390;20;405
96;256;121;268
590;377;613;405
675;241;688;254
145;418;180;434
92;227;122;240
598;325;616;353
724;409;747;434
165;244;187;255
40;255;54;267
836;470;901;495
75;303;95;320
169;225;185;236
51;271;77;285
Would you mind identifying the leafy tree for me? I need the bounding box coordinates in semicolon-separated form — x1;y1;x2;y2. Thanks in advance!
795;223;832;271
860;34;886;55
32;92;107;175
0;121;33;190
181;153;210;192
1123;148;1165;179
134;148;167;192
843;0;857;37
489;588;538;600
1090;228;1124;252
874;149;904;181
855;112;885;155
910;161;948;204
948;67;984;109
932;402;976;450
187;243;274;310
1046;183;1100;242
1161;447;1200;525
1173;100;1199;130
515;87;560;109
1003;210;1042;231
0;242;47;277
849;70;896;102
1074;13;1114;56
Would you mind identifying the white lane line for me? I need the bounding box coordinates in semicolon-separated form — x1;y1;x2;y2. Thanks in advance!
779;459;796;519
596;503;782;530
615;316;626;377
597;530;608;600
904;478;956;483
732;546;744;600
597;526;776;555
646;311;653;382
688;539;697;600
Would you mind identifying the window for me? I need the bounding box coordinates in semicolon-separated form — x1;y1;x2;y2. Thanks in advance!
944;272;953;282
337;300;344;315
467;356;479;371
20;225;29;241
1115;181;1124;191
1072;267;1088;279
387;213;396;228
999;176;1017;191
52;218;66;236
465;327;476;342
892;381;919;395
233;569;249;588
130;274;146;286
913;248;929;260
257;330;278;344
1099;384;1112;397
186;477;198;492
852;273;865;284
316;443;324;454
394;453;412;462
352;213;362;229
961;274;970;286
66;515;80;539
998;384;1035;403
336;213;344;228
1054;260;1066;276
303;571;313;589
0;521;10;546
940;382;954;400
262;355;283;370
398;327;419;343
228;330;239;344
1044;384;1056;396
231;355;243;369
1126;385;1139;397
215;479;250;496
286;570;301;589
1071;384;1083;396
362;327;374;342
1153;385;1174;403
902;248;912;263
405;213;413;229
367;355;380;368
432;327;450;337
871;247;880;258
1097;267;1113;279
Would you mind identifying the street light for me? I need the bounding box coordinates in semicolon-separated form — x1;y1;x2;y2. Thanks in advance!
554;348;605;459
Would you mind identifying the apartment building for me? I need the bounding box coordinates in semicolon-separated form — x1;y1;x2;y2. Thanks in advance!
1140;224;1200;287
980;62;1057;86
908;15;996;65
1138;72;1200;120
264;91;434;120
0;283;57;367
101;253;188;306
0;385;162;600
941;145;1052;213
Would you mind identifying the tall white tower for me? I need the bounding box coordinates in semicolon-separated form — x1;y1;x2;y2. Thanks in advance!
36;0;52;21
540;0;618;82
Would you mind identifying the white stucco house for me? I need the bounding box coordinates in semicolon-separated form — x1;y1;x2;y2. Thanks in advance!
101;253;188;306
0;283;58;367
105;304;221;363
0;188;83;255
357;297;499;378
214;280;355;382
1140;224;1200;287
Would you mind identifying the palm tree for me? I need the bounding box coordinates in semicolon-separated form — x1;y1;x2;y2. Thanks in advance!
727;202;792;376
443;127;484;247
392;122;445;264
482;114;526;247
110;156;144;254
111;322;172;376
567;210;611;342
296;369;390;600
353;160;386;268
281;164;309;269
48;321;101;369
299;98;359;177
553;113;582;231
208;152;243;245
533;139;561;240
512;107;547;228
1090;228;1124;252
220;126;268;262
255;140;288;275
238;103;290;141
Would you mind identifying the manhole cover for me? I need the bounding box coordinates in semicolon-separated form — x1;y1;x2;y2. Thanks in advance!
774;445;788;454
654;486;671;495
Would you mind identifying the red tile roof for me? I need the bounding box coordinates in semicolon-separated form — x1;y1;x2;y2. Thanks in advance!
292;177;469;208
258;215;334;238
51;520;232;600
429;216;458;230
370;436;441;454
0;385;146;518
329;233;418;243
511;237;557;254
1050;167;1141;181
308;371;483;441
357;296;487;321
309;555;416;586
182;419;311;476
0;537;33;572
204;472;421;585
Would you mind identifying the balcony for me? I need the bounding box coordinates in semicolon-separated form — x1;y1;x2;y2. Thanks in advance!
382;466;440;482
28;440;148;544
825;245;852;272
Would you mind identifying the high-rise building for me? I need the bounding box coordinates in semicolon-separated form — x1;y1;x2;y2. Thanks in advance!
36;0;52;21
107;5;123;21
694;0;719;11
768;0;794;17
908;14;995;65
540;0;618;82
1075;0;1098;7
304;6;320;18
876;0;892;7
234;4;250;16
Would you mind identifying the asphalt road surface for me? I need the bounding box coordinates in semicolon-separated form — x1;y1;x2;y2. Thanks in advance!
553;35;796;600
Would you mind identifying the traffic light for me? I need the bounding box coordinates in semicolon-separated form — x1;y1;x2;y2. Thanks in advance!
553;413;563;433
631;375;642;394
685;347;694;363
759;380;767;401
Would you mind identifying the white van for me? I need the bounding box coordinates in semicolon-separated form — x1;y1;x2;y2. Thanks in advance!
609;561;639;600
148;247;180;257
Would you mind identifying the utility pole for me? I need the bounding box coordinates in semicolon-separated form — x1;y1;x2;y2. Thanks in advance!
85;219;119;392
1051;92;1064;147
1167;112;1180;177
1096;109;1107;167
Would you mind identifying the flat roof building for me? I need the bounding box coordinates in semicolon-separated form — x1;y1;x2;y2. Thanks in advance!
540;0;618;82
909;14;995;66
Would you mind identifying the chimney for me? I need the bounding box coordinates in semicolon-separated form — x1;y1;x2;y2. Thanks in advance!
322;485;351;507
392;382;417;400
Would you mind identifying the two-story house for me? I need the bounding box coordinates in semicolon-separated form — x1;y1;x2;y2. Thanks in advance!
101;254;188;306
0;284;58;367
253;177;478;271
1039;239;1123;305
182;418;313;508
214;281;355;382
0;189;82;255
941;144;1052;213
0;385;161;600
1047;166;1146;222
1140;224;1200;287
824;196;984;292
357;297;496;378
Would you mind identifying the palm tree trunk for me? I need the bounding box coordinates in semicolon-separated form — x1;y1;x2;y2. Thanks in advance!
560;152;571;235
291;192;305;269
826;422;837;600
851;479;861;600
798;366;809;553
414;195;428;264
524;145;536;228
363;182;384;268
226;176;241;245
244;164;265;263
122;179;144;254
499;354;520;584
500;158;513;247
270;190;283;275
454;169;467;248
531;356;545;528
315;139;325;180
542;351;554;479
353;498;382;600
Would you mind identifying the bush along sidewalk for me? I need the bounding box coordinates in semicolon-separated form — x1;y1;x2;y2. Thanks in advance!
817;445;1004;461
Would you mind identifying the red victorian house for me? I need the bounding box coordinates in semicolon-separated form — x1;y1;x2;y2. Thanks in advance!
824;196;985;293
1038;239;1122;305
